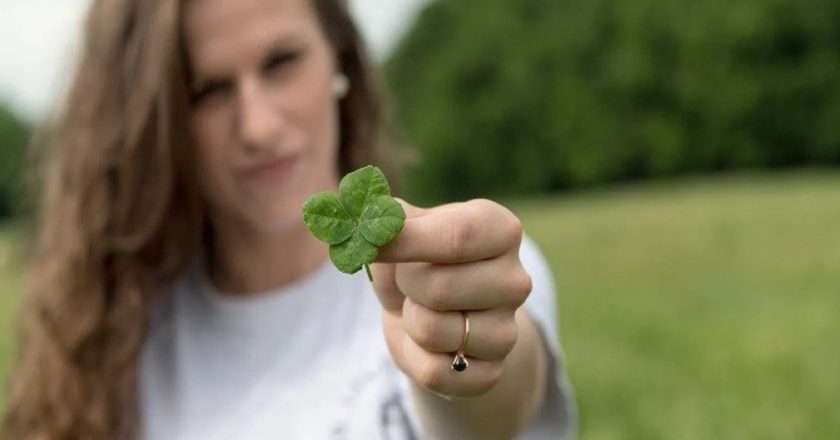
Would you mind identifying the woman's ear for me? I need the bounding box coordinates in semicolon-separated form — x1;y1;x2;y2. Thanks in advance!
332;73;349;99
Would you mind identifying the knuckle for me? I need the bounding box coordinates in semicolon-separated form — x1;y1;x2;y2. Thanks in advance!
506;214;523;243
425;271;452;310
411;312;440;349
473;199;521;246
508;269;533;305
445;216;472;259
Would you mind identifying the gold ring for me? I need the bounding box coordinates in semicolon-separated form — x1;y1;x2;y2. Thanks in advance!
451;311;470;372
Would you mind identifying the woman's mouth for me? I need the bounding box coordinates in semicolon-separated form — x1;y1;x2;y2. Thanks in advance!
237;155;300;185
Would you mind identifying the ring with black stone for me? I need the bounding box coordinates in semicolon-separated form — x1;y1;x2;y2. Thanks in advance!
451;311;470;372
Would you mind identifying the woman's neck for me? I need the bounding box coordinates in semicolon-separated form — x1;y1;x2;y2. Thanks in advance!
205;218;328;296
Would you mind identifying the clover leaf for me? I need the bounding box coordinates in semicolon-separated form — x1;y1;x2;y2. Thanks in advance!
302;165;405;281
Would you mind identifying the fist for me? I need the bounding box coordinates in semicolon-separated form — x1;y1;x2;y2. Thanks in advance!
372;199;533;397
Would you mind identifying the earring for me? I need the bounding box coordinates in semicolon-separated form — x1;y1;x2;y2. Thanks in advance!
333;73;350;99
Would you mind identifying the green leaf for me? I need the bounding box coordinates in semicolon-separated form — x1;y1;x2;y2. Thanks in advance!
302;192;355;244
360;195;406;246
329;230;379;274
338;165;391;219
302;165;405;279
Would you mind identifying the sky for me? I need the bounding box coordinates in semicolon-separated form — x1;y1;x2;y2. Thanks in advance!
0;0;428;121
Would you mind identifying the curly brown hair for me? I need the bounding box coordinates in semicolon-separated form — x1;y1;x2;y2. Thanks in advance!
1;0;394;438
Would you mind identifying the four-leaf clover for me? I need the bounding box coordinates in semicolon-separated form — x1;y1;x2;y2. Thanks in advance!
302;165;406;281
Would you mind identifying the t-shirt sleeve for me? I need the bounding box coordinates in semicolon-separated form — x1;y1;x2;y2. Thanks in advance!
518;234;577;439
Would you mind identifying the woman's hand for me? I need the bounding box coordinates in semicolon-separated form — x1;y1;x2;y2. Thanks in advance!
372;199;533;398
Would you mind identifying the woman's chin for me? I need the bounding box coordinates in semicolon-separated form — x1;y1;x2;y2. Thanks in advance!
245;201;308;236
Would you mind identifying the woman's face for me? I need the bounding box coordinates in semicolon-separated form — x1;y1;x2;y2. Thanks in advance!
184;0;341;236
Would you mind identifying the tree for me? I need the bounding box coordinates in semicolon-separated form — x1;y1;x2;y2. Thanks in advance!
0;104;29;218
386;0;840;203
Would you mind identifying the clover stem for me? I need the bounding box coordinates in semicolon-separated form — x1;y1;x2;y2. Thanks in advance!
364;263;373;283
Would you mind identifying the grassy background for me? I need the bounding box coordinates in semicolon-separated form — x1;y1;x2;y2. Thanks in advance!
1;171;839;437
0;219;23;413
512;170;840;439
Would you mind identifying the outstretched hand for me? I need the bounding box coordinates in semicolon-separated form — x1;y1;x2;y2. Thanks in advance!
371;199;533;398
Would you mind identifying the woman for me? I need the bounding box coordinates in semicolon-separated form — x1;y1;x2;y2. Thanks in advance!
2;0;575;438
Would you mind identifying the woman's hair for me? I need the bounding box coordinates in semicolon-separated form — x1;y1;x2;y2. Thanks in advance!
1;0;393;438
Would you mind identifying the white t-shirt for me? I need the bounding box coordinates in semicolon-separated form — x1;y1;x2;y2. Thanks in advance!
138;236;576;439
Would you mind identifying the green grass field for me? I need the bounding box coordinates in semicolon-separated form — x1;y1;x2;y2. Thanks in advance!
1;171;839;437
511;171;840;439
0;220;23;413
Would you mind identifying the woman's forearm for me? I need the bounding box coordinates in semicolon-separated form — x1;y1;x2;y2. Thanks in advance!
410;308;548;439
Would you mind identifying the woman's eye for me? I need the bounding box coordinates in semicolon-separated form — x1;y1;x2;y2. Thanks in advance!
264;50;302;74
191;80;230;105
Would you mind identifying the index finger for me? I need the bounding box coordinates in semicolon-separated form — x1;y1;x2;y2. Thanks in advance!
376;199;521;264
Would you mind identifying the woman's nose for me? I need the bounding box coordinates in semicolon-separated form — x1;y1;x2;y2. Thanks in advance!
236;77;282;151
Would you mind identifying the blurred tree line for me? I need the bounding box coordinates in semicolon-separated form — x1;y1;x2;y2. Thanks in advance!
386;0;840;203
0;104;29;219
